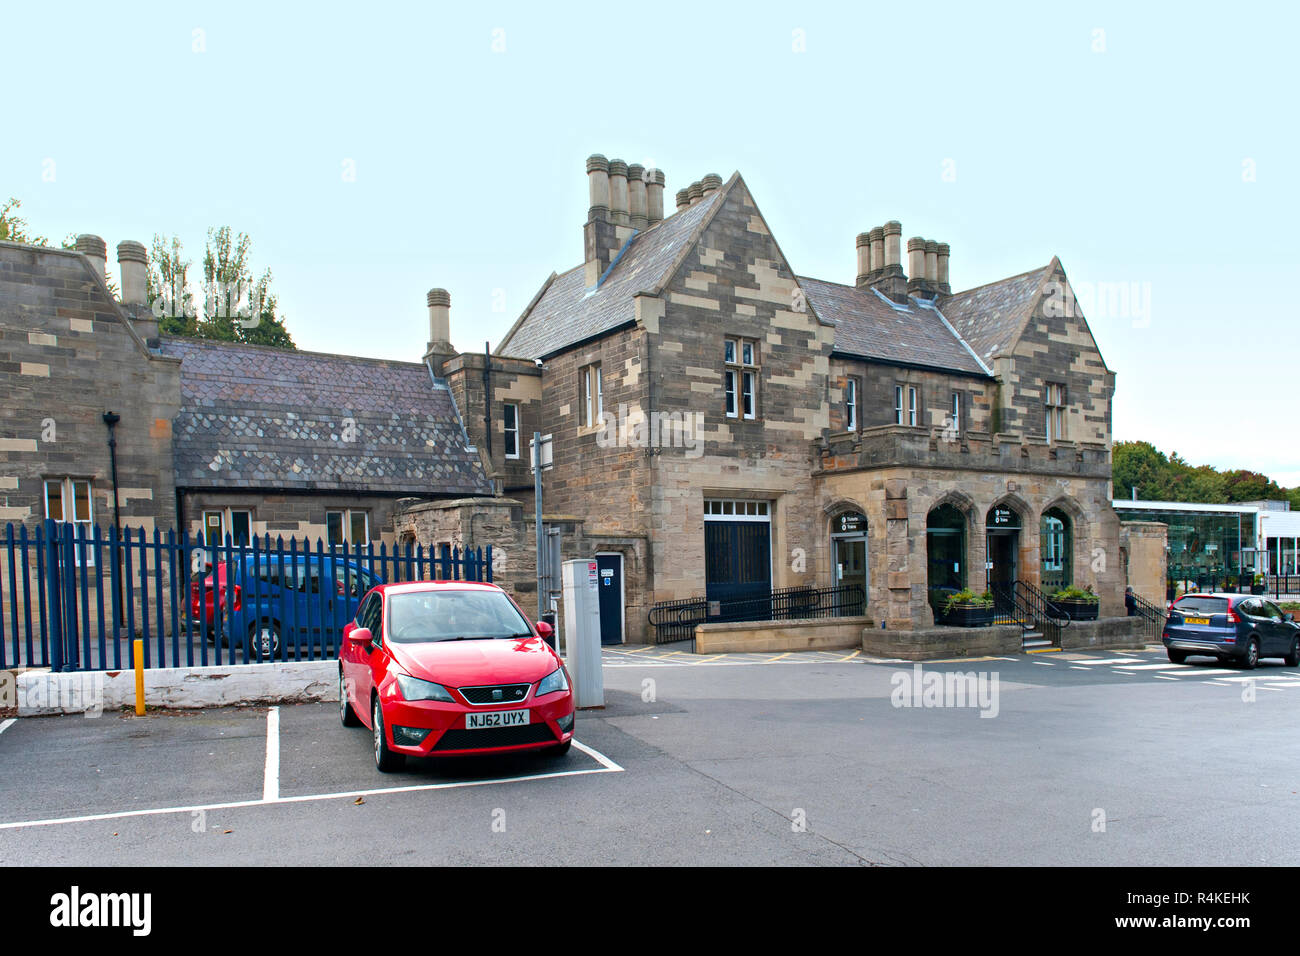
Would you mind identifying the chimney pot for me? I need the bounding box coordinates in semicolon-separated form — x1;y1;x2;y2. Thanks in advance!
607;159;629;224
75;234;107;282
855;232;871;286
626;163;648;230
426;288;451;347
586;154;610;221
687;181;703;205
700;173;722;196
675;188;690;211
116;240;148;304
924;240;939;283
936;242;951;293
907;237;926;287
646;168;666;223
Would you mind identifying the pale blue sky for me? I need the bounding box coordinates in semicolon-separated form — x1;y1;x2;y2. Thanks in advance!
6;1;1297;483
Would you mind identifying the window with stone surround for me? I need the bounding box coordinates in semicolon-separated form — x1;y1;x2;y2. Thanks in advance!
845;377;859;431
503;403;520;459
895;384;918;426
725;338;759;420
580;363;602;427
1045;382;1066;442
45;477;94;564
327;509;369;548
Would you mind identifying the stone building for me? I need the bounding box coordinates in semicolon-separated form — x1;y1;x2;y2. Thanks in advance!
0;238;492;553
475;154;1134;641
2;151;1142;649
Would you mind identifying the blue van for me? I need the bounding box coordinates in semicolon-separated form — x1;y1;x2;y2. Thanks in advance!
192;554;382;659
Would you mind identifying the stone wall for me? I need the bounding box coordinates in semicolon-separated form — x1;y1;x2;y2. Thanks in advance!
0;242;180;532
816;464;1124;629
1120;519;1168;606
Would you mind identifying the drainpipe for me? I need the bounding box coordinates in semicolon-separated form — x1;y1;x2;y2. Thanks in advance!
102;412;122;540
103;411;124;630
482;341;492;461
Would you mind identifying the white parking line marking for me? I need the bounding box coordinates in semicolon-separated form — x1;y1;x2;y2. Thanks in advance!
0;739;624;831
0;719;14;736
1116;663;1188;671
572;739;624;771
263;707;280;802
1076;658;1158;665
1153;675;1180;681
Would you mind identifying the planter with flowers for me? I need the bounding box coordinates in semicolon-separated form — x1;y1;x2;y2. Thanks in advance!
1052;585;1100;621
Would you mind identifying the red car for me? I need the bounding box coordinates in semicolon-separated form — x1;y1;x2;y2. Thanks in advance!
338;581;574;771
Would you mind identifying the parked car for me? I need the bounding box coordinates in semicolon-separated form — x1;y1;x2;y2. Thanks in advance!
1162;593;1300;668
338;581;573;771
190;554;382;658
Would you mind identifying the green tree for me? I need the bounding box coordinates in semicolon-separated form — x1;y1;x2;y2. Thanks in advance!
199;226;294;349
0;197;49;245
148;234;198;336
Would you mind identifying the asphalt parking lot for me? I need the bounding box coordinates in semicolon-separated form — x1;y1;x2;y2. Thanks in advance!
1;645;1298;866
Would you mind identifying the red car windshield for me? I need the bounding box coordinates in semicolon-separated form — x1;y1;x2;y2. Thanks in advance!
385;590;532;643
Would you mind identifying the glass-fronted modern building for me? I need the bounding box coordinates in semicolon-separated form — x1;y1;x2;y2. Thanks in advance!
1113;499;1300;585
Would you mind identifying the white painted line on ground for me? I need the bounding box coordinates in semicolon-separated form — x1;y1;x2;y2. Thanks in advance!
1153;675;1180;681
1033;661;1056;666
1076;658;1158;665
1176;669;1239;677
263;707;280;802
1069;666;1091;670
0;719;14;736
571;738;624;771
1116;663;1189;671
0;739;624;831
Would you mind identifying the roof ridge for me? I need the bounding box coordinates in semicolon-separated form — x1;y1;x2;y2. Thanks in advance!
162;335;429;369
943;261;1054;300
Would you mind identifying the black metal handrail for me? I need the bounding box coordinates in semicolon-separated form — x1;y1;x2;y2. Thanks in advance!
990;581;1070;644
647;583;866;645
1130;592;1166;644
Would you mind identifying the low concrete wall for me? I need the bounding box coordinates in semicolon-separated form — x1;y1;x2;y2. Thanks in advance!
12;661;338;716
695;616;875;654
862;625;1024;661
1059;616;1148;651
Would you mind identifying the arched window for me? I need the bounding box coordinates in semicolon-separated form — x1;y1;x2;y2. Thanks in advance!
927;504;967;596
1040;508;1072;592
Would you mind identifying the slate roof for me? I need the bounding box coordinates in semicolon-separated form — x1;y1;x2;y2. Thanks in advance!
496;192;721;359
162;337;492;495
938;263;1054;366
799;277;990;376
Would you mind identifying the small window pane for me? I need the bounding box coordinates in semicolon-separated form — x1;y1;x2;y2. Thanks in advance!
725;340;735;363
230;511;251;546
742;342;753;365
350;512;368;546
46;481;64;521
72;481;92;522
326;511;344;546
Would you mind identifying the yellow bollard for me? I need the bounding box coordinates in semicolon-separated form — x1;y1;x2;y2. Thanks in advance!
133;638;145;715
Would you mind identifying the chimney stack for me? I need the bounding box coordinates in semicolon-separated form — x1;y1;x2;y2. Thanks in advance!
75;234;107;283
675;188;690;212
907;238;942;297
627;163;648;230
936;242;950;294
607;159;629;225
117;240;148;304
687;181;703;205
583;152;642;285
646;168;665;224
863;221;907;302
700;173;722;197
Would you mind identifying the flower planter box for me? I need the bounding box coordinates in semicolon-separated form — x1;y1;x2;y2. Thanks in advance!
1250;584;1266;595
934;604;994;627
1057;598;1099;621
